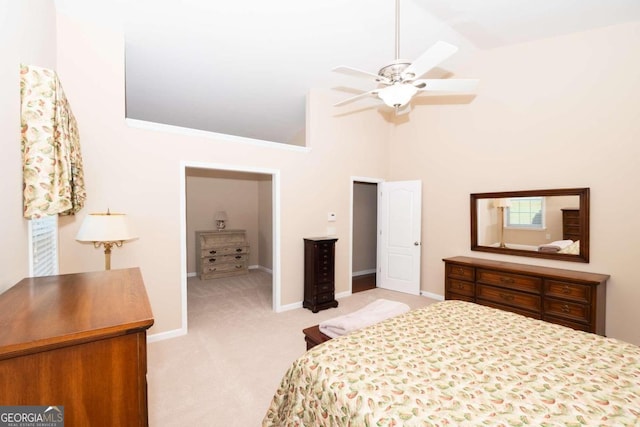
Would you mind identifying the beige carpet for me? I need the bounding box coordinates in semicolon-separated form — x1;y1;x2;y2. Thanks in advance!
147;269;437;426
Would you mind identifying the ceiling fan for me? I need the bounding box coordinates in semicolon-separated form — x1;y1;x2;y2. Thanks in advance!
333;0;478;113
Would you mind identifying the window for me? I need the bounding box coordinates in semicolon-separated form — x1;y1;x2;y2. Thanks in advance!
506;197;545;229
28;215;59;277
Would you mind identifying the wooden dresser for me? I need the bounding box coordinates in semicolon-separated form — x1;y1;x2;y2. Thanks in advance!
196;229;250;279
0;268;154;426
303;237;339;313
562;208;581;241
443;256;608;335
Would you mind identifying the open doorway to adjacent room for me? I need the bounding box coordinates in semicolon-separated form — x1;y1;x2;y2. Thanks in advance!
180;162;280;333
352;179;380;293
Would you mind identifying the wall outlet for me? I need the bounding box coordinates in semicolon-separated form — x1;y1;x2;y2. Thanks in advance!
328;212;336;222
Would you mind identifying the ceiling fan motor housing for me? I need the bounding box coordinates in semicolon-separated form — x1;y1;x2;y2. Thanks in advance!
378;60;413;83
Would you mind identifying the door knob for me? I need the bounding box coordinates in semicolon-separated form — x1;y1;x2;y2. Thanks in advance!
414;241;420;246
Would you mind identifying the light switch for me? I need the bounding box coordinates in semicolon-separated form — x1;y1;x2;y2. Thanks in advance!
328;212;336;222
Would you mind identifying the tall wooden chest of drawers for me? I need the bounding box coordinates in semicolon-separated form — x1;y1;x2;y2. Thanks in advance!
196;230;250;280
562;208;581;241
303;237;339;313
443;256;608;335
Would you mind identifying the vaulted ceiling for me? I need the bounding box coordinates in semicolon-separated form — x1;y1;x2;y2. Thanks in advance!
107;1;640;144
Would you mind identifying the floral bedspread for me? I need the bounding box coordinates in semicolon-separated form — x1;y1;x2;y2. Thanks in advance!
263;300;640;426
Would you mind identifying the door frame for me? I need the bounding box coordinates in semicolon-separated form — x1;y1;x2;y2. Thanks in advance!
350;176;384;294
180;161;281;333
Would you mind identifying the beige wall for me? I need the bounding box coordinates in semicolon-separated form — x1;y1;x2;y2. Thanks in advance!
0;0;57;292
389;21;640;345
42;9;390;335
352;182;377;274
4;5;640;346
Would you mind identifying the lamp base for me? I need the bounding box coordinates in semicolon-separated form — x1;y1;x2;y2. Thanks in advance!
216;220;226;231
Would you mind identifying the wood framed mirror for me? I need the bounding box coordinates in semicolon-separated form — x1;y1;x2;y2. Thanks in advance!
471;188;590;263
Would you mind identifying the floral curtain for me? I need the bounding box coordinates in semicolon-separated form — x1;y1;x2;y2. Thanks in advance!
20;64;86;219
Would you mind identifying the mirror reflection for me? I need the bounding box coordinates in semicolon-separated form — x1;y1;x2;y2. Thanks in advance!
471;188;589;263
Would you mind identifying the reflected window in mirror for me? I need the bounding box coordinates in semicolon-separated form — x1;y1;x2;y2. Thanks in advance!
471;188;589;263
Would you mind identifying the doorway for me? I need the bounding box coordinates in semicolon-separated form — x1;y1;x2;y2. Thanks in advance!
180;161;281;334
351;178;381;293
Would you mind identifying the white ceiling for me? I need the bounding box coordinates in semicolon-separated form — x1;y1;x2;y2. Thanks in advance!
92;0;640;144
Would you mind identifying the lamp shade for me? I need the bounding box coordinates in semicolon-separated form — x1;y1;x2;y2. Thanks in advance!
214;211;228;221
494;198;511;209
76;212;137;242
378;83;418;108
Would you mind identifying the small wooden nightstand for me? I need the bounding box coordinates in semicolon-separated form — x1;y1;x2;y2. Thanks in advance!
302;325;332;350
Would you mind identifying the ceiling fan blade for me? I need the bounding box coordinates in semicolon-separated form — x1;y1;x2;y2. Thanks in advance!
334;89;379;107
404;41;459;80
333;66;390;84
414;78;479;92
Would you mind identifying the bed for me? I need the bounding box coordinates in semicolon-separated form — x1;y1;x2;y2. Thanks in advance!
263;300;640;426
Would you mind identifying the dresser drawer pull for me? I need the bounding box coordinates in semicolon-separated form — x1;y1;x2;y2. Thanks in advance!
208;258;216;263
562;285;571;294
500;277;515;284
561;304;571;313
455;267;464;274
236;248;243;252
235;255;242;259
499;293;514;301
457;283;465;290
235;265;242;269
209;250;217;254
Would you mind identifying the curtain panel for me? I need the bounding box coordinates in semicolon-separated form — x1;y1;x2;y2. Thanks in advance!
20;64;86;219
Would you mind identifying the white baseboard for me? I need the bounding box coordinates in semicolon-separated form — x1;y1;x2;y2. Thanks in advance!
278;301;302;312
187;265;271;279
147;327;187;343
421;291;444;301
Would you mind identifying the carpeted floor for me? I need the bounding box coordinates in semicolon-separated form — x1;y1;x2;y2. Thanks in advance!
147;269;436;426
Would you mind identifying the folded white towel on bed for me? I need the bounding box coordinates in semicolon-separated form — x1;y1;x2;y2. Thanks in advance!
319;299;410;338
538;239;573;252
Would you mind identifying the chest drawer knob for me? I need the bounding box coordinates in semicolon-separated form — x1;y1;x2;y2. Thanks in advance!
235;255;242;259
562;285;571;294
208;258;216;263
235;248;242;252
209;250;217;255
561;304;571;313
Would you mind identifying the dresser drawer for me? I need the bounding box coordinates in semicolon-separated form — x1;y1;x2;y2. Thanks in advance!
445;291;475;303
477;269;542;294
200;232;246;246
313;291;335;305
446;264;474;281
202;253;249;265
202;262;247;275
446;278;474;297
477;284;541;311
481;300;542;320
315;281;334;294
544;299;590;324
544;280;590;304
200;245;249;257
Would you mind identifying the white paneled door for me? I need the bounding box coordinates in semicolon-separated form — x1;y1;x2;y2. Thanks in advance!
378;180;422;295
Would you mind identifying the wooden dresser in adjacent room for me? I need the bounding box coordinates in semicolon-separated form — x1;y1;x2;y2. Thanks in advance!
0;268;154;426
443;256;608;335
196;229;250;279
303;237;339;313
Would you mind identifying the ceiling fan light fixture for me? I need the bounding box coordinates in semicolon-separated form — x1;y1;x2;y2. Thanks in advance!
378;83;417;108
